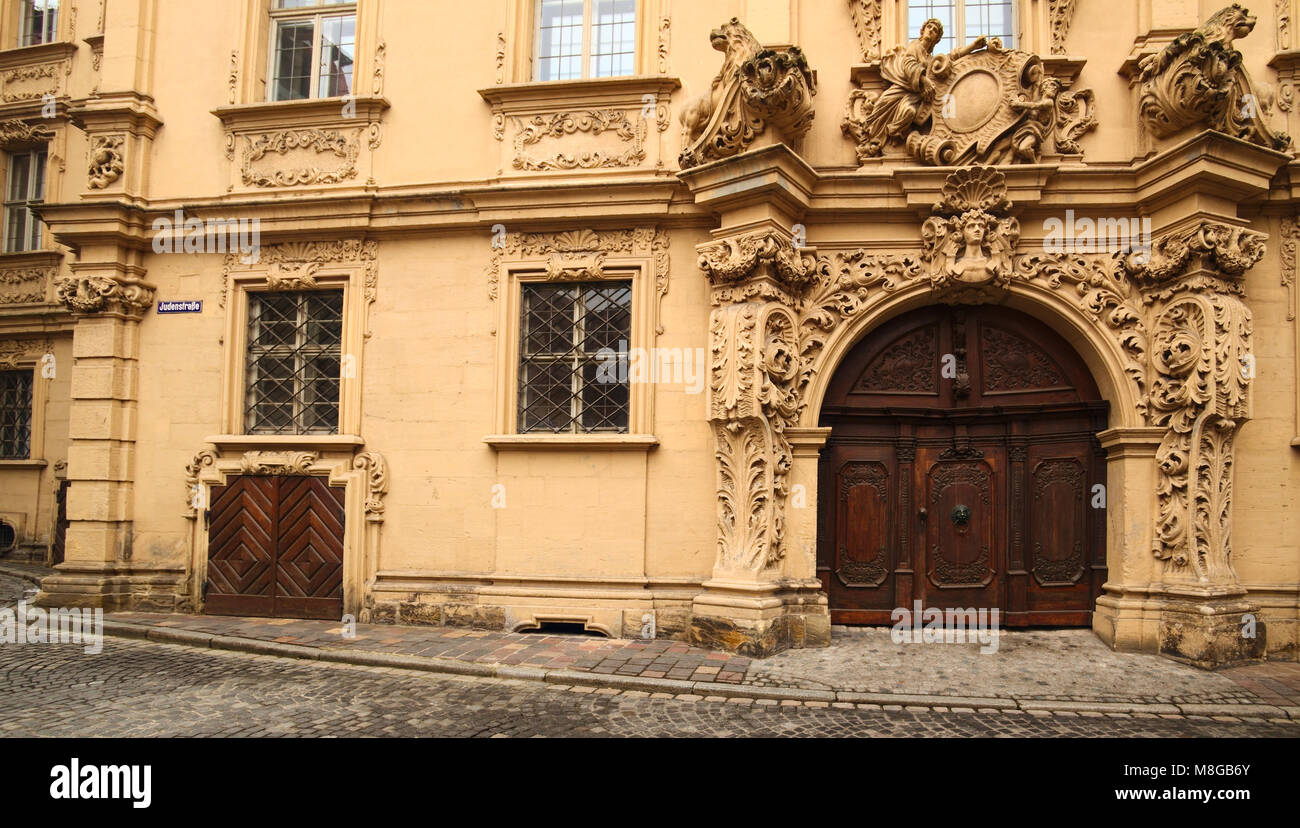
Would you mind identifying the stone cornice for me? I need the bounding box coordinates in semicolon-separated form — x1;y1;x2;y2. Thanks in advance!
0;41;79;72
211;96;391;132
478;75;681;109
67;91;164;138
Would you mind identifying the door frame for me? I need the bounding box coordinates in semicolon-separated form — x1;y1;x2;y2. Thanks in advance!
182;446;388;620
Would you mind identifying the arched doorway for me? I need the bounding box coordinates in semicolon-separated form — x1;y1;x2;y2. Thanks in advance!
816;304;1108;627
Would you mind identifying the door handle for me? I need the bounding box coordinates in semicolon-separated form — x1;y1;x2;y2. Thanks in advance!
918;507;928;521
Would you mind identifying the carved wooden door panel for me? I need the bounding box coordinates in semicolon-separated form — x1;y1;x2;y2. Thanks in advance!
916;446;1002;611
818;304;1108;626
205;475;345;620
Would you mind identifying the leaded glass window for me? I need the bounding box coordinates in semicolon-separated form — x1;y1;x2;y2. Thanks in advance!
518;280;631;433
244;290;343;435
0;370;33;459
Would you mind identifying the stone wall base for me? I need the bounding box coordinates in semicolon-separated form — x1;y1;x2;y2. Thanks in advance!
1095;591;1271;668
365;581;699;641
35;564;187;613
687;579;830;657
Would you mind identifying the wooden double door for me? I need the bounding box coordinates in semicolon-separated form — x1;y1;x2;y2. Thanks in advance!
205;475;346;620
817;305;1108;626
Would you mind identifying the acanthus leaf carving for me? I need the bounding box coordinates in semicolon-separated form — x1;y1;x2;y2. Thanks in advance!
511;110;647;171
55;276;154;316
241;128;360;188
0;265;54;305
1137;4;1291;151
239;451;319;476
679;18;816;170
848;0;882;60
353;452;389;522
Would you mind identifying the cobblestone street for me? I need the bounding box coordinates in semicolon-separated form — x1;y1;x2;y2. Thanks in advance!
0;635;1295;738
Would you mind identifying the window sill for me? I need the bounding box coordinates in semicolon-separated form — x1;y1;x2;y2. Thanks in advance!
478;74;680;108
206;434;366;452
211;96;391;132
0;40;77;70
0;459;47;468
483;434;658;452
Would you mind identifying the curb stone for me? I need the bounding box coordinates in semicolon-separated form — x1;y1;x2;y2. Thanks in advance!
0;564;48;588
93;619;1300;720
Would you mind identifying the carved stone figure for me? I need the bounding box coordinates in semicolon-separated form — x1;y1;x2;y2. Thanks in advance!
1137;4;1291;151
843;19;1097;165
679;18;816;169
921;167;1019;289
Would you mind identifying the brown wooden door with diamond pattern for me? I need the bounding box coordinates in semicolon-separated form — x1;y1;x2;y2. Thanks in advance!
817;305;1108;626
205;475;345;620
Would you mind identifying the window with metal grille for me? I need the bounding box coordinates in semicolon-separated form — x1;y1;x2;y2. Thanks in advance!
0;369;33;459
908;0;1015;53
518;280;631;433
3;149;45;253
535;0;636;81
19;0;58;47
244;290;343;435
269;0;356;101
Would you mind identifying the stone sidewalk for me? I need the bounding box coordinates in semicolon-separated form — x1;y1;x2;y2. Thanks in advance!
95;608;1300;720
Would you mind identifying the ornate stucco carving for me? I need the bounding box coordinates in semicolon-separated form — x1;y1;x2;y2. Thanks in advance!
511;110;647;171
848;0;882;60
0;119;54;148
1137;4;1291;151
0;337;52;369
239;451;319;476
87;135;125;188
920;167;1020;289
183;450;218;518
1281;215;1298;320
658;12;672;73
224;239;378;326
54;276;154;316
241;128;360;188
702;228;815;573
353;452;389;522
1049;0;1077;54
486;226;670;334
374;40;387;94
679;18;817;170
2;62;61;102
0;265;54;304
842;18;1096;164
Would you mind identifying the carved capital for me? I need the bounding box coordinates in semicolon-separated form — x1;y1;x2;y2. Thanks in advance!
1126;222;1266;301
699;230;816;304
1137;4;1291;151
54;276;154;316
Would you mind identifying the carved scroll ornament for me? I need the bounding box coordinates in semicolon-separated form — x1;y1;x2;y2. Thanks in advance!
679;18;817;170
55;276;155;315
1137;4;1291;151
842;18;1097;165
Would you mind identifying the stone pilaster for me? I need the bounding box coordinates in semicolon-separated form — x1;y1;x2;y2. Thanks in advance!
687;227;828;656
34;258;179;611
1123;221;1268;667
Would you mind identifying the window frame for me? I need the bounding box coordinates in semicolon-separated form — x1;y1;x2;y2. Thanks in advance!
2;147;45;253
0;366;34;460
17;0;58;48
267;0;358;102
530;0;639;82
243;288;345;436
905;0;1017;52
517;278;633;434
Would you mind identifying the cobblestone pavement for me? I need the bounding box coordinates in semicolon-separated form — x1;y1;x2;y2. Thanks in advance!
103;610;1300;709
0;574;34;608
0;637;1295;737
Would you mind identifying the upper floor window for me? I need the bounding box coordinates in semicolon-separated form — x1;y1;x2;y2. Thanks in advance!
0;369;33;459
269;0;355;101
3;149;45;253
245;290;343;435
518;280;631;433
908;0;1015;53
18;0;57;47
535;0;636;82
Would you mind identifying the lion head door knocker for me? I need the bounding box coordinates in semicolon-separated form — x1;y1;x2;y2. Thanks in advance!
951;504;972;527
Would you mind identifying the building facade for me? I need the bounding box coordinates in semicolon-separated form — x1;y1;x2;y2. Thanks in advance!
0;0;1297;667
